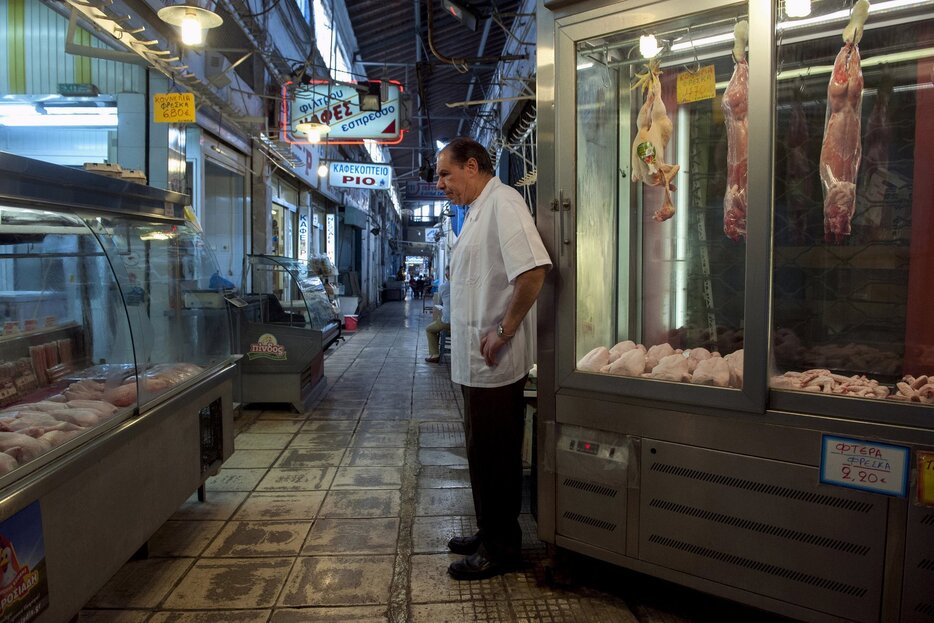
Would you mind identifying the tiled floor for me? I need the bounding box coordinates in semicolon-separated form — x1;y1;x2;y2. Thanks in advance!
78;300;794;623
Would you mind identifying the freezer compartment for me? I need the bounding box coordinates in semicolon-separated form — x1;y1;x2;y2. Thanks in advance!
901;504;934;623
555;424;636;555
640;440;886;623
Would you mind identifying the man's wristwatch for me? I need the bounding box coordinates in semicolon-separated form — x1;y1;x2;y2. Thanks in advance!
497;324;515;340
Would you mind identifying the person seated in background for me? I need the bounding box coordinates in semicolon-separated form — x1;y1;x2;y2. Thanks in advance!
409;275;418;299
415;275;425;299
424;267;451;363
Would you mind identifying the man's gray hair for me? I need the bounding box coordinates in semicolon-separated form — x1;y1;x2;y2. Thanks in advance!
439;137;494;175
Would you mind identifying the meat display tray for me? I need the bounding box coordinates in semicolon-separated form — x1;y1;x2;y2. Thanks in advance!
64;363;136;383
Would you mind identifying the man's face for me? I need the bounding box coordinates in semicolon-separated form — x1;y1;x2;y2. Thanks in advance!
435;151;476;205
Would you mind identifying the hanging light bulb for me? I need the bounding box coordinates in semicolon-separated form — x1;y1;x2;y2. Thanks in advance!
785;0;812;18
317;162;328;177
295;113;331;143
157;3;223;47
639;34;660;59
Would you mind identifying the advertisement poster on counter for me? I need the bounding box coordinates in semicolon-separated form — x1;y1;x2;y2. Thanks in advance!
0;501;49;623
248;334;289;361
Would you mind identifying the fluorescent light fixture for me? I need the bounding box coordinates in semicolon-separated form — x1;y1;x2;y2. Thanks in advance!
640;34;660;58
0;114;118;127
785;0;812;18
576;61;594;70
779;0;932;31
43;106;117;115
140;231;174;241
670;32;733;52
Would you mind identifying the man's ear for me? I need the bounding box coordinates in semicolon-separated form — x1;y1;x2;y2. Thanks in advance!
465;157;479;174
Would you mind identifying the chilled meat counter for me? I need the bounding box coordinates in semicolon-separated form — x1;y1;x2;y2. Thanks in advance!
0;152;238;622
537;1;934;622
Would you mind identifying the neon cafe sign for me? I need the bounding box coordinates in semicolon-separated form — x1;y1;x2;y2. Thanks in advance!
281;80;406;145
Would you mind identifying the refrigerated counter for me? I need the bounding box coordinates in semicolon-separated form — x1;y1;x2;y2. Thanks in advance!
537;1;934;622
0;152;237;622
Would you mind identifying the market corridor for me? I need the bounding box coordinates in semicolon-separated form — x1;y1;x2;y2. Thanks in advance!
78;300;790;623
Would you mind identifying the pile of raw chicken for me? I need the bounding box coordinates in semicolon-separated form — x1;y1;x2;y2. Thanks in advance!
0;362;203;476
771;370;934;404
578;342;744;388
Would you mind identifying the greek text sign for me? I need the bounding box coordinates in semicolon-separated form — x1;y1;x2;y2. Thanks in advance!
405;181;447;200
153;93;195;123
676;65;716;104
820;435;910;497
329;162;392;190
287;81;403;143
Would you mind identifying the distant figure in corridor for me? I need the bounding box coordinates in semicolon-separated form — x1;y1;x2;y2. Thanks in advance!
424;267;451;363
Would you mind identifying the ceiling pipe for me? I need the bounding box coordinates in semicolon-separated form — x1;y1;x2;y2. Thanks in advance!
456;16;491;136
424;0;527;68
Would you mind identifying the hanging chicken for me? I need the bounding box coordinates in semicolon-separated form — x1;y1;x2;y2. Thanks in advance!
722;20;749;241
631;60;680;222
819;0;869;243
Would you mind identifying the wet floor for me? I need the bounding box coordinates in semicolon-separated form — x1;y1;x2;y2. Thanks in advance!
79;299;795;623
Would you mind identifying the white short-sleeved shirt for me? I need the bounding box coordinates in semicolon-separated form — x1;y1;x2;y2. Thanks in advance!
449;176;552;387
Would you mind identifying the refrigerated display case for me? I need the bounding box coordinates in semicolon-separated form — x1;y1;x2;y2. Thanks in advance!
537;1;934;621
0;152;237;622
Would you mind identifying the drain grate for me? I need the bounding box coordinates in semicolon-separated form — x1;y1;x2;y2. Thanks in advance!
563;477;618;498
648;499;871;555
650;462;874;513
647;534;868;597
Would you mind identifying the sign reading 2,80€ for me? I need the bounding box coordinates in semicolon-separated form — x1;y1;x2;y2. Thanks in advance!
285;81;405;144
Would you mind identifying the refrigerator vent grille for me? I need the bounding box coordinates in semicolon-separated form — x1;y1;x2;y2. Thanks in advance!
919;558;934;572
648;499;871;555
647;534;868;597
563;510;617;532
916;601;934;617
562;477;618;498
922;513;934;526
650;462;874;513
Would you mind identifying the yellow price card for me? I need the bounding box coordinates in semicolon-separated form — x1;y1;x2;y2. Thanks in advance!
918;451;934;506
154;92;195;123
677;65;716;104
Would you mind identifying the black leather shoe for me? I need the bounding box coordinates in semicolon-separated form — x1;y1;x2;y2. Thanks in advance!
447;534;481;555
447;552;515;581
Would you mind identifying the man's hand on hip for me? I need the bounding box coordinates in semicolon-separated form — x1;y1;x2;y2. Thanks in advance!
480;330;509;367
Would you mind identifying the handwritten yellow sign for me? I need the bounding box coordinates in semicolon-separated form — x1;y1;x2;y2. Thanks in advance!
676;65;716;104
153;92;195;123
919;451;934;507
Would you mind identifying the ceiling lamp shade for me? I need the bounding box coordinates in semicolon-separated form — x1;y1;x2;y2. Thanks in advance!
295;114;331;143
157;3;223;46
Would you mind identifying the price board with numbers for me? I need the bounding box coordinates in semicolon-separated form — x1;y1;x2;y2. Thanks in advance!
820;435;910;497
676;65;716;104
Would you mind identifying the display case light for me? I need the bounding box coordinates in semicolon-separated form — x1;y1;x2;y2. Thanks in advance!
785;0;812;18
639;34;660;58
157;3;223;46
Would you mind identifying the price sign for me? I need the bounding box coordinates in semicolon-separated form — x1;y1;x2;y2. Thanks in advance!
154;92;196;123
918;451;934;507
820;435;910;497
676;65;716;104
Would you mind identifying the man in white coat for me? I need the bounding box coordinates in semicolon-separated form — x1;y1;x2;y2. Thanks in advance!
435;137;551;580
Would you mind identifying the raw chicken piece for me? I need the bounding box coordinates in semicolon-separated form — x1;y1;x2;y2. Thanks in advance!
683;347;714;373
64;379;105;401
41;429;85;447
608;340;640;363
722;21;749;241
600;349;647;377
644;354;691;382
0;452;18;476
51;409;100;427
631;63;680;222
65;400;118;419
577;347;611;372
0;432;52;463
645;343;678;372
724;349;744;388
105;383;137;407
819;0;868;243
691;357;732;387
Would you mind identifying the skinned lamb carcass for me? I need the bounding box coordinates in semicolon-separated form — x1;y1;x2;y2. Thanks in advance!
644;353;691;383
819;0;869;243
631;63;680;222
691;357;732;387
577;347;611;372
608;340;640;363
600;348;647;377
722;20;749;240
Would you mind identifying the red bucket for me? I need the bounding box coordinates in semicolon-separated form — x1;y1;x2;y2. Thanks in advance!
344;315;358;331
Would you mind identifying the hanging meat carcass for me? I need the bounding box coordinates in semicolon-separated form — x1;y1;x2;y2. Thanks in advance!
722;20;749;241
631;61;680;222
819;0;870;243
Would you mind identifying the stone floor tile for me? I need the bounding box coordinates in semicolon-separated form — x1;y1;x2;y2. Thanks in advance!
148;520;226;557
203;468;266;492
289;432;353;447
223;449;283;469
412;516;478;554
234;491;327;521
245;420;304;434
258;410;308;421
202;520;311;557
279;555;394;607
417;448;468;466
355;420;409;433
418;431;466;448
418;465;471;489
360;409;410;420
318;490;401;518
171;491;248;521
148;611;271;623
302;517;399;555
351;432;408;447
341;447;405;467
301;420;358;432
235;433;295;450
256;467;337;491
77;611;151;623
332;466;402;489
416;488;475;516
410;602;513;623
85;558;194;608
275;448;346;468
305;409;363;421
409;554;507;603
162;558;292;609
270;606;388;622
511;597;641;623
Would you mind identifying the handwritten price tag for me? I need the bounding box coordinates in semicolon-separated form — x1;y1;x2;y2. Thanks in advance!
153;92;195;123
676;65;716;104
820;435;909;497
918;451;934;507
